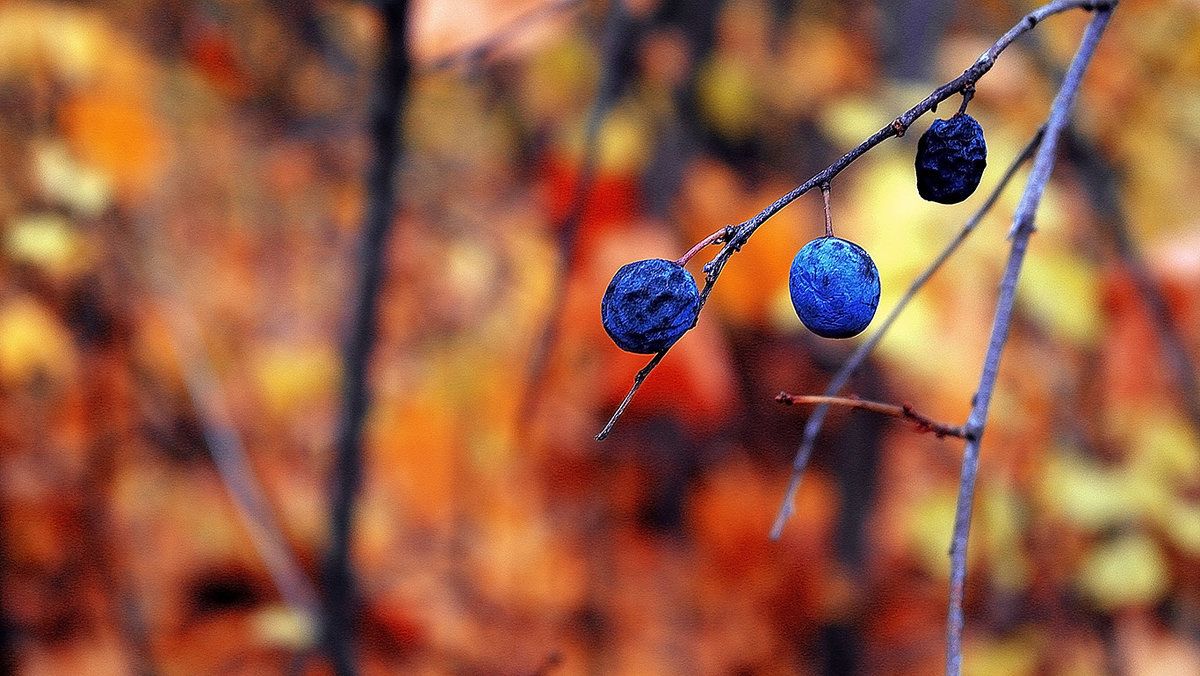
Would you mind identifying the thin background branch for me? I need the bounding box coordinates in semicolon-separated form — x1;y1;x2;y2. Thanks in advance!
1062;129;1200;430
133;215;320;624
423;0;584;72
768;127;1045;539
1006;0;1200;434
597;0;1107;439
323;1;410;674
163;309;324;618
522;0;636;423
945;7;1114;675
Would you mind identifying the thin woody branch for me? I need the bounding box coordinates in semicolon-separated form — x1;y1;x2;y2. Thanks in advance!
945;7;1115;675
597;0;1112;439
768;126;1045;541
775;392;967;439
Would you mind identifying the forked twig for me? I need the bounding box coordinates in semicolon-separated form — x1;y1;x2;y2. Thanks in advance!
597;0;1113;439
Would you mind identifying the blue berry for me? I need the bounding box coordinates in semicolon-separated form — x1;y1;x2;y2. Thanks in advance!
602;258;700;353
789;237;880;339
915;112;987;204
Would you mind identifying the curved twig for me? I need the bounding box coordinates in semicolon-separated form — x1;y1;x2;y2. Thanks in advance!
597;0;1113;439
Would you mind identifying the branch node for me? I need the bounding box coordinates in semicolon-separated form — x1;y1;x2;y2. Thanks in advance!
958;85;976;114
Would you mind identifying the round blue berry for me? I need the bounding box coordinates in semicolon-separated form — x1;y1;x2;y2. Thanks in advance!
915;112;987;204
789;237;880;339
601;258;699;353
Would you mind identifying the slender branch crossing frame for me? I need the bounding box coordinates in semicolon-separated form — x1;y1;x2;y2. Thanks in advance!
593;2;1117;674
597;0;1115;440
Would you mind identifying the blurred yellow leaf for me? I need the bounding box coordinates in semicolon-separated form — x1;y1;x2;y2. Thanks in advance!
251;605;317;650
33;142;113;216
251;340;339;419
5;213;91;280
1162;498;1200;555
695;53;760;143
905;488;957;578
1019;248;1103;347
1039;449;1136;531
0;296;78;386
1077;533;1168;610
963;628;1042;676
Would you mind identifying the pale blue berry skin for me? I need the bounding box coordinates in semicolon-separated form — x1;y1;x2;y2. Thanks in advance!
602;258;699;353
789;237;881;339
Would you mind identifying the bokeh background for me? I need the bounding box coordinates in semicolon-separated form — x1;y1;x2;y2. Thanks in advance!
1;0;1199;673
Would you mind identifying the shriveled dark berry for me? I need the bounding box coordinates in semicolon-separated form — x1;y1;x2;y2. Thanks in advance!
915;112;987;204
789;237;880;339
601;258;700;353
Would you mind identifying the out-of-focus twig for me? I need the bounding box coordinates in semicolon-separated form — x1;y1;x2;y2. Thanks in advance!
143;278;321;624
1064;139;1200;429
598;0;1111;439
423;0;585;72
522;0;636;425
323;0;411;673
1008;0;1200;438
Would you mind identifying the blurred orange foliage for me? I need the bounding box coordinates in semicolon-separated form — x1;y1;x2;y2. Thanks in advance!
0;0;1198;674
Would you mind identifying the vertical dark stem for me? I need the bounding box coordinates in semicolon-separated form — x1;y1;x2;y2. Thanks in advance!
323;1;410;673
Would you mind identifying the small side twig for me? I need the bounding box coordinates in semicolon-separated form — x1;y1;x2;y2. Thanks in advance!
957;85;976;114
776;392;966;439
677;225;735;267
945;7;1114;676
820;184;834;237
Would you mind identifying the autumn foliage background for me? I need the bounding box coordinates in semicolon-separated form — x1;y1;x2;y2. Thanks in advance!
1;0;1199;673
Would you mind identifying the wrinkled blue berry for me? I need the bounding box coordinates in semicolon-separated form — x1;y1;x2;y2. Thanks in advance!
915;112;987;204
789;237;880;339
602;258;700;353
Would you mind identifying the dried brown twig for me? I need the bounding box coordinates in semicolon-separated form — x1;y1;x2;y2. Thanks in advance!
775;393;966;439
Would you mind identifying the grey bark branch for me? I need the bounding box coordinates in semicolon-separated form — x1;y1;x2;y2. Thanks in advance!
944;7;1115;675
